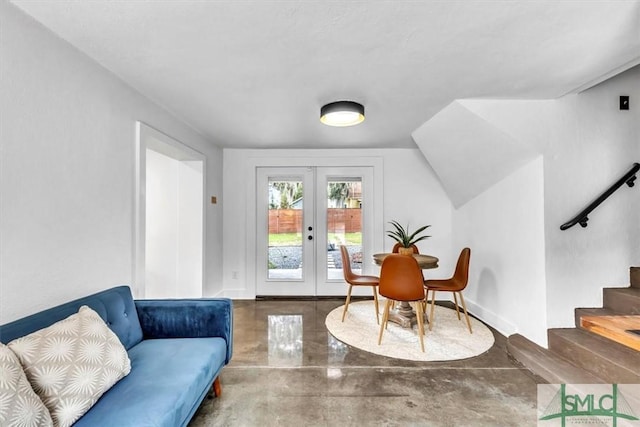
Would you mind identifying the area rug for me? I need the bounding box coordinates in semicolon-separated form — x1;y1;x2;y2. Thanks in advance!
325;300;495;361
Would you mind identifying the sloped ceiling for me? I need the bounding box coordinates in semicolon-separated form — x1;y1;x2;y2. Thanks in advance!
412;100;539;207
8;1;640;149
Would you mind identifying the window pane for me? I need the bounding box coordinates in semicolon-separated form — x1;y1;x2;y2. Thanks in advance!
327;178;362;279
268;179;303;280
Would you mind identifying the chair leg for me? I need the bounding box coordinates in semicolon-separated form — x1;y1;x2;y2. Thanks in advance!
342;285;353;322
414;301;425;352
429;290;437;331
378;299;392;345
372;287;380;325
453;292;461;320
458;292;473;334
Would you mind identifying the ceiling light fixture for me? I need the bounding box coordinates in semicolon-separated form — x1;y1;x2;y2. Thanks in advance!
320;101;365;127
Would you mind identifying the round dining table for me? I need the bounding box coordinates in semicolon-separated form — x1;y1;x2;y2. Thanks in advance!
373;253;439;328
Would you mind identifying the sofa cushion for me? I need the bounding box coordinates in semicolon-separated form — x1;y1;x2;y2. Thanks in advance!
74;337;227;427
8;306;131;427
0;343;53;427
0;286;143;351
135;298;234;364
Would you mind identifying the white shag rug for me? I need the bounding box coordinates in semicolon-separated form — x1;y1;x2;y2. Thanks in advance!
325;300;495;361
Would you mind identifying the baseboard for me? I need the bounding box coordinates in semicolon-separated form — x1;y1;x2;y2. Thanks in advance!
465;298;517;339
256;295;360;301
220;289;255;299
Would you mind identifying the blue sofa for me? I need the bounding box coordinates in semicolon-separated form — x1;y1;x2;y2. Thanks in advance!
0;285;233;427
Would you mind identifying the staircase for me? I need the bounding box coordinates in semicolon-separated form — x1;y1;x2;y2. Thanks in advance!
508;267;640;384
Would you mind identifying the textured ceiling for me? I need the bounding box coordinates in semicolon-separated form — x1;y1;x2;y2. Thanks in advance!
10;1;640;149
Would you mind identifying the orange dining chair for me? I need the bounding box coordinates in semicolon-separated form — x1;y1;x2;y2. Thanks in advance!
392;243;420;254
340;245;380;324
424;247;472;333
392;242;423;301
377;254;426;352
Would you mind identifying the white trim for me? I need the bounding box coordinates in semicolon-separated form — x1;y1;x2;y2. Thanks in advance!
464;298;518;339
133;122;146;298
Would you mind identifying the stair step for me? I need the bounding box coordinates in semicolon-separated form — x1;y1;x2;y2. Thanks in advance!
580;315;640;351
632;267;640;289
507;334;605;384
548;328;640;383
603;287;640;314
574;307;619;328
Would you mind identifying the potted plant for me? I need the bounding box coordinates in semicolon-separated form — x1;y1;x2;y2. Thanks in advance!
386;220;431;255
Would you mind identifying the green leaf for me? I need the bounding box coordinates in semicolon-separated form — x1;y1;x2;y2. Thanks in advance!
386;220;431;247
408;225;431;242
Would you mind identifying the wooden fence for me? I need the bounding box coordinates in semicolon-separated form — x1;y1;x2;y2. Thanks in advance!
269;208;362;233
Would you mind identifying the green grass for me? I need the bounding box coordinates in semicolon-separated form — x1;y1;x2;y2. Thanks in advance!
269;232;362;246
329;232;362;245
269;233;302;246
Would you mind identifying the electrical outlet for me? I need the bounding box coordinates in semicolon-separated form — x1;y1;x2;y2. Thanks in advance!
211;196;217;204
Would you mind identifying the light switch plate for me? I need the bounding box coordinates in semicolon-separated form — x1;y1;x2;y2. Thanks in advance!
620;95;629;110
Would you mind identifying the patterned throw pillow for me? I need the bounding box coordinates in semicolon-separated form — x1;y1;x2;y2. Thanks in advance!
0;343;53;427
8;306;131;427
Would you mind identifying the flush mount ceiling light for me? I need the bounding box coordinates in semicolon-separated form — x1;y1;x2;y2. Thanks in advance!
320;101;365;127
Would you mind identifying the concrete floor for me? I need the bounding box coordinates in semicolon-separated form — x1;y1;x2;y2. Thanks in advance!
189;299;545;426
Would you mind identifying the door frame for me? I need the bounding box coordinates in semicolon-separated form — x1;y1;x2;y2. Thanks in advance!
134;122;206;298
245;155;384;298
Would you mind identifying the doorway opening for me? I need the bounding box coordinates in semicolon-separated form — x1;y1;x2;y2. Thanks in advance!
134;122;205;298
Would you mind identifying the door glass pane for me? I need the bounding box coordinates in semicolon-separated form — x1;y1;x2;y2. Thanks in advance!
268;179;303;280
326;178;363;279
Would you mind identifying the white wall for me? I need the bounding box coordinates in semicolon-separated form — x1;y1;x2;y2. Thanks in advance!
412;96;550;346
544;67;639;328
458;65;640;333
0;2;223;323
409;66;638;347
146;149;180;298
381;149;454;268
177;160;204;298
145;151;203;299
453;157;547;345
222;148;454;298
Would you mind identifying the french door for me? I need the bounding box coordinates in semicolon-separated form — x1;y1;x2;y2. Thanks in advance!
256;166;374;296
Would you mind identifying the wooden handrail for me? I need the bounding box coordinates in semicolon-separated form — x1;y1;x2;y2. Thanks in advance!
560;162;639;230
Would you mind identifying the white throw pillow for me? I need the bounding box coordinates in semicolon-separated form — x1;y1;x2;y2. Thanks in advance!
8;306;131;427
0;343;53;427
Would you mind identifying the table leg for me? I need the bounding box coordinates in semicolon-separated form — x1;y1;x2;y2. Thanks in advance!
387;301;428;329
